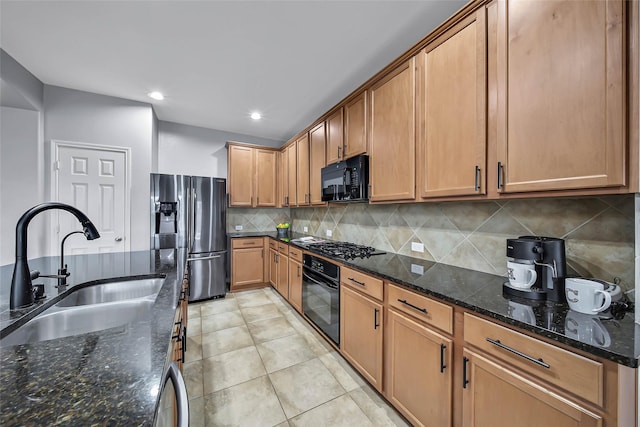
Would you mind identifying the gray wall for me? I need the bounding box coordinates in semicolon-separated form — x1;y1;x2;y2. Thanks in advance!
44;85;155;252
157;120;283;177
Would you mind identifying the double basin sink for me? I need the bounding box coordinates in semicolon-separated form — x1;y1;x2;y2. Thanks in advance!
1;277;165;347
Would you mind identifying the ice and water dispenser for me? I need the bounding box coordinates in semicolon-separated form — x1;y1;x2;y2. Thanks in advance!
150;174;188;250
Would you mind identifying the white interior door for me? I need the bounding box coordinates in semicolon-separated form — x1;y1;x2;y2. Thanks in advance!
52;141;130;255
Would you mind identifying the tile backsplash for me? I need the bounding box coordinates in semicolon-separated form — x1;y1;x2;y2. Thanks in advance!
290;195;635;293
227;208;291;234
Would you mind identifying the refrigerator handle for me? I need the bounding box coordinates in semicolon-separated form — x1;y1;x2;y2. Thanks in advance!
188;186;195;252
187;254;222;262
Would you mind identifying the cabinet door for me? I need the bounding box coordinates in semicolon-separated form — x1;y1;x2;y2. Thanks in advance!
340;285;383;391
287;144;297;207
276;254;289;299
387;309;452;427
228;145;254;207
309;123;326;205
296;134;310;206
326;109;344;164
255;149;277;207
231;247;264;290
462;349;602;427
369;58;416;202
344;91;368;159
269;248;278;287
288;259;302;312
419;9;486;198
495;0;625;193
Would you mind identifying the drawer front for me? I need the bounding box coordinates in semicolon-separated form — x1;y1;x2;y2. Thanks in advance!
463;313;603;406
268;239;277;250
388;283;453;334
288;246;303;262
277;242;288;254
232;237;263;249
341;267;383;301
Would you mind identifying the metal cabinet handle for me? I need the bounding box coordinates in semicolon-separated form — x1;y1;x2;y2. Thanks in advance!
440;344;447;373
348;277;366;287
497;162;504;189
486;338;550;368
337;146;342;159
115;236;123;242
474;166;480;192
161;362;189;427
463;356;470;388
297;265;301;277
397;298;428;314
374;308;380;330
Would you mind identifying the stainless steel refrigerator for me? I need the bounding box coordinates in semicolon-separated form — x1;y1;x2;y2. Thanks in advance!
150;174;227;301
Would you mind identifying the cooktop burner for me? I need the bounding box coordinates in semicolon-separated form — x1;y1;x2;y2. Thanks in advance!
306;241;386;260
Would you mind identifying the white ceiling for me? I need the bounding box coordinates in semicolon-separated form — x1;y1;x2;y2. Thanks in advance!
0;0;467;142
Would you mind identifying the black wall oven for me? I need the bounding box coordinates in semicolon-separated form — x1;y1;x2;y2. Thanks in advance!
301;254;340;347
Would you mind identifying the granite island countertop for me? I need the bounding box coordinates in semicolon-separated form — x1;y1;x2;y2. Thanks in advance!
0;249;187;426
230;231;640;367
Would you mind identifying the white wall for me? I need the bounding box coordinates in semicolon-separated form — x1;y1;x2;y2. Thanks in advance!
44;85;155;252
157;120;283;177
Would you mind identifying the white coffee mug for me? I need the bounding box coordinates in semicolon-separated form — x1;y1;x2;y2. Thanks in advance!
565;278;612;314
507;261;537;289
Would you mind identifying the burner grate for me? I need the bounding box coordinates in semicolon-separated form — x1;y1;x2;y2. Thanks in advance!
307;241;385;260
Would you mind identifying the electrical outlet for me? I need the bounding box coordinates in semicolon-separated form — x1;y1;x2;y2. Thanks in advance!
411;242;424;253
411;264;425;275
235;225;243;231
326;229;333;237
303;226;308;233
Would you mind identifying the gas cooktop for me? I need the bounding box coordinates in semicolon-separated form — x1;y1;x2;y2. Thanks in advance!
305;241;386;260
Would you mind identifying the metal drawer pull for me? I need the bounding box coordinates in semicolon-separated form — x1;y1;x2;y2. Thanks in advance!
486;338;550;369
497;162;504;189
440;344;447;373
374;308;380;330
348;277;366;286
463;356;470;388
397;299;428;314
474;165;480;191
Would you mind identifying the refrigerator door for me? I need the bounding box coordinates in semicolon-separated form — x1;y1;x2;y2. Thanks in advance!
189;177;227;254
188;251;227;300
150;174;189;250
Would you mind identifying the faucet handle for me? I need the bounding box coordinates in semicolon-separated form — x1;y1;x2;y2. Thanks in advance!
32;284;45;300
30;270;41;280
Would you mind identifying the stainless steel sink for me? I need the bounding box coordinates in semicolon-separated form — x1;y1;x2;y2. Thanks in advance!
0;299;155;347
55;277;165;307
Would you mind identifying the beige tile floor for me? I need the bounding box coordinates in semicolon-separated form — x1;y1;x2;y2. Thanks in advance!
184;287;410;427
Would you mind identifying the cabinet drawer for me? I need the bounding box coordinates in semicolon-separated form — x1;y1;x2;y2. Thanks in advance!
463;313;603;406
341;267;383;301
288;246;303;262
388;283;453;334
232;237;263;249
268;239;277;250
277;242;288;254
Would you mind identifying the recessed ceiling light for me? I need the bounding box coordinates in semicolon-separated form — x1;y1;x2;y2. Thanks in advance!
147;91;164;101
250;112;262;120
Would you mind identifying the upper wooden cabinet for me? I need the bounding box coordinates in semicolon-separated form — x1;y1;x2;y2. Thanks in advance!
309;123;326;205
286;143;297;207
295;134;310;206
344;91;368;159
369;58;416;202
494;0;626;193
418;9;487;199
227;143;277;207
326;109;344;164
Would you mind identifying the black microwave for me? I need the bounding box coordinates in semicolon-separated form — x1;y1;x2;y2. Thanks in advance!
321;155;369;202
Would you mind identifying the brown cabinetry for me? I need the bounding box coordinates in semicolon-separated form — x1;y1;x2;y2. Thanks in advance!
288;256;302;312
231;238;266;291
227;143;277;207
286;144;297;207
326;108;344;164
494;0;626;193
418;9;487;198
296;134;310;206
170;277;189;371
268;239;289;298
309;123;326;205
340;278;383;391
344;91;368;159
369;59;416;202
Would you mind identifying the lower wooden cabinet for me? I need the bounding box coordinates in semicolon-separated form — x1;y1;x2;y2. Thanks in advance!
340;284;383;391
461;349;602;427
276;252;289;299
386;308;452;427
269;247;278;287
231;238;265;291
288;258;302;312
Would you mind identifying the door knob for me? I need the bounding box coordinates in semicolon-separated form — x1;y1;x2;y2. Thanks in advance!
115;236;123;242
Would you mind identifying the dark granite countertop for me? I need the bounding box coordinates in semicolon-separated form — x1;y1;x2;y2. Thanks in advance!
0;249;187;426
230;232;640;367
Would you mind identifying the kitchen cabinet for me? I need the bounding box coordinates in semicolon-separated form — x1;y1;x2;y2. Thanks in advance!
369;58;416;202
231;238;266;291
494;0;626;193
340;271;384;391
296;134;310;206
309;123;326;205
417;9;487;199
227;143;277;207
170;277;189;371
269;239;289;298
326;108;344;164
286;143;297;207
288;246;303;312
344;91;367;159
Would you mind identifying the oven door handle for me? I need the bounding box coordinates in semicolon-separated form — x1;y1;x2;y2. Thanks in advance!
303;271;339;290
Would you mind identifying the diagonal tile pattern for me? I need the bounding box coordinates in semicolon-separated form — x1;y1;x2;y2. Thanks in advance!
184;288;410;427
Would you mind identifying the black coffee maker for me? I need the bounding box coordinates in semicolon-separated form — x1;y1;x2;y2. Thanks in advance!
504;236;567;303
